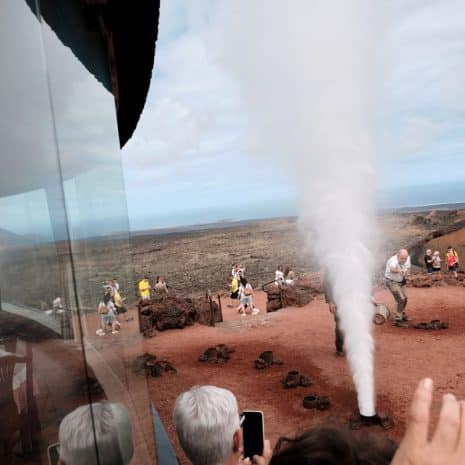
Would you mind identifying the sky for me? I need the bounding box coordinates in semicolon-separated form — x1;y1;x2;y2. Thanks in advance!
122;0;465;231
2;0;464;238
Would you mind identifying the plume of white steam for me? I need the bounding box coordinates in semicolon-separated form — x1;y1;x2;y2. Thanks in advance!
211;0;379;415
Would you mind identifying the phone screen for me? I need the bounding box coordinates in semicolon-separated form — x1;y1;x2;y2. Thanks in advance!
47;443;60;465
242;411;264;459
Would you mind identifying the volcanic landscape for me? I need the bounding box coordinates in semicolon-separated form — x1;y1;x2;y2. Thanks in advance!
126;207;465;464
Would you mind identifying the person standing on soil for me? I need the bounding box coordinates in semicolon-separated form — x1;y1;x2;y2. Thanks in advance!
384;249;411;328
229;274;239;302
154;276;169;295
445;246;459;278
113;287;126;314
237;276;259;316
424;249;434;274
232;263;240;279
432;251;441;272
111;277;120;293
138;276;151;300
275;265;284;285
96;300;120;336
284;266;296;284
323;275;344;357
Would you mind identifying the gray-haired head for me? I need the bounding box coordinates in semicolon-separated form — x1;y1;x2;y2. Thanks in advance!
173;385;240;465
58;402;133;465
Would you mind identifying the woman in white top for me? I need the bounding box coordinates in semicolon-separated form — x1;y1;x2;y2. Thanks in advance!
96;300;121;336
237;277;259;316
275;266;284;285
432;251;441;272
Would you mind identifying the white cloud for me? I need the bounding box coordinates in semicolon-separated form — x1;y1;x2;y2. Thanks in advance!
123;0;465;222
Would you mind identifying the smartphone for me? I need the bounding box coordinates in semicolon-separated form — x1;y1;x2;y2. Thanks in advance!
47;443;60;465
241;410;264;460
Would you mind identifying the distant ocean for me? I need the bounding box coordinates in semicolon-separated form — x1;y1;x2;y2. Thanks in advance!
378;181;465;210
130;181;465;232
129;198;298;232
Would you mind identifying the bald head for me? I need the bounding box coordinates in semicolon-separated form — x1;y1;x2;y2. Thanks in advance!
397;249;409;264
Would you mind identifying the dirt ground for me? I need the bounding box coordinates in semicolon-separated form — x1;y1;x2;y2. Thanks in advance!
142;285;465;464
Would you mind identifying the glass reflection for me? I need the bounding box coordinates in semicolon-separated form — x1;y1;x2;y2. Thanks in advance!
0;1;155;464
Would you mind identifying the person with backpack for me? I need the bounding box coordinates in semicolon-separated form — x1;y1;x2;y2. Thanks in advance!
237;277;259;316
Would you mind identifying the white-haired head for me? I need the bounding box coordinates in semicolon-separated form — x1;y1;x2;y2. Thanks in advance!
173;385;241;465
58;402;133;465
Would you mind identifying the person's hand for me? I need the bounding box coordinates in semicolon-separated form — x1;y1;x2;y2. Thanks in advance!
239;440;271;465
253;439;271;465
329;303;336;314
391;378;465;465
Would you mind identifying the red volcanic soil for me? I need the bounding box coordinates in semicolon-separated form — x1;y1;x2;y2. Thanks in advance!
142;285;465;464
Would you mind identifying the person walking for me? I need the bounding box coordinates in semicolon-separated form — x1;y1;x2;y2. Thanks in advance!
385;249;411;328
237;277;259;316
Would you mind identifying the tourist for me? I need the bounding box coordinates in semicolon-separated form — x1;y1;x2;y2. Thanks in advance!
432;251;441;272
154;276;169;295
173;385;271;465
239;264;246;277
445;246;459;278
138;276;151;300
384;249;411;328
284;266;296;284
424;249;433;274
237;277;259;316
113;287;126;314
58;402;133;465
111;277;120;292
275;266;284;286
323;275;344;357
232;264;240;279
96;300;120;336
52;296;64;314
230;274;239;300
103;285;113;304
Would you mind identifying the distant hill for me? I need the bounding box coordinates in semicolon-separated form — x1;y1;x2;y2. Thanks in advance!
130;216;297;237
0;228;33;249
380;202;465;215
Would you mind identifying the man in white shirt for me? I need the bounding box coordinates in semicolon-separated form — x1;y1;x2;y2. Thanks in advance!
384;249;411;327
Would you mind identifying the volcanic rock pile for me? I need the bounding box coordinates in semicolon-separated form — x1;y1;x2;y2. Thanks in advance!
198;344;235;364
265;277;322;312
412;209;458;227
407;271;465;288
254;350;283;369
132;352;177;378
138;295;197;332
138;294;222;334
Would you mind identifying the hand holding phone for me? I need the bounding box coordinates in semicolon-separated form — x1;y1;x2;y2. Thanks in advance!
241;410;265;460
